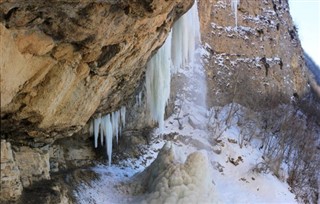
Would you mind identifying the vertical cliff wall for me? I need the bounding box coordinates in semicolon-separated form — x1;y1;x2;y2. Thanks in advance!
198;0;308;109
0;0;312;202
0;1;193;202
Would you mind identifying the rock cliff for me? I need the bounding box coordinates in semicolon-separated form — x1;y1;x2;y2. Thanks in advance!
0;0;193;202
0;0;193;140
198;0;308;109
0;0;312;202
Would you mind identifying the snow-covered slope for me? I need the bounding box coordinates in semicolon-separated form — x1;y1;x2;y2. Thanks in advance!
74;102;297;203
160;104;297;203
75;36;297;203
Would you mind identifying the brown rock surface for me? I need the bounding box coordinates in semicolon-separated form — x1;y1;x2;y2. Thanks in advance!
0;0;193;140
0;0;312;202
198;0;308;109
0;1;193;202
0;140;23;201
49;130;97;173
13;145;50;187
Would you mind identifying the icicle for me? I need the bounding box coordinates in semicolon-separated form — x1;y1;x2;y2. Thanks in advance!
91;1;202;164
171;17;185;73
100;115;104;143
135;92;143;107
91;106;127;166
120;106;126;128
138;91;142;106
145;2;201;132
231;0;240;28
104;114;113;166
93;114;101;148
100;116;106;146
171;3;201;73
111;112;116;136
113;111;120;144
146;31;172;132
111;111;119;143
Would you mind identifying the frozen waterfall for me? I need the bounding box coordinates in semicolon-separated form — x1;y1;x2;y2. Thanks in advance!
171;3;201;73
146;3;202;131
231;0;240;28
91;1;204;165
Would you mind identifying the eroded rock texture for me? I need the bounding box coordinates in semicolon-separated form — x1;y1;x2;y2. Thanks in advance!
0;0;312;202
0;140;23;201
0;1;193;202
199;0;308;109
0;0;193;141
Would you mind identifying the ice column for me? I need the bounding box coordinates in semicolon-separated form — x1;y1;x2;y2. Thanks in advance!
105;114;113;166
146;32;172;132
231;0;240;28
171;3;201;73
145;2;201;131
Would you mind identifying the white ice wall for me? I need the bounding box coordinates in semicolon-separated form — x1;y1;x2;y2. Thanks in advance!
146;2;201;131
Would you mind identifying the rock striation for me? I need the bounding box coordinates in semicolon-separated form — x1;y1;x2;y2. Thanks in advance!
198;0;308;109
0;0;193;140
0;0;193;202
0;0;312;202
0;140;23;201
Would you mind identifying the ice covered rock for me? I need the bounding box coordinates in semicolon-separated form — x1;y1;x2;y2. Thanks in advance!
131;142;217;204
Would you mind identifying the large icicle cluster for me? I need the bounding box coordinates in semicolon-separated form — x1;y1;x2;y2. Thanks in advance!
90;107;126;166
90;2;200;165
231;0;240;28
146;3;200;131
146;32;172;132
171;3;201;73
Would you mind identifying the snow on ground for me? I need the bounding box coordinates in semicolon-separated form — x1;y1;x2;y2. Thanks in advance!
74;0;311;201
75;101;297;204
159;103;297;204
75;44;297;203
75;10;296;202
74;139;166;204
74;165;136;204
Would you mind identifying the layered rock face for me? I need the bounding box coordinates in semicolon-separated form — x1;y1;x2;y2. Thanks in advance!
0;0;193;202
198;0;308;109
0;140;23;201
0;0;311;202
0;0;193;140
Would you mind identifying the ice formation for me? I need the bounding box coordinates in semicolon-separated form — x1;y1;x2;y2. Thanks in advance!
138;91;142;106
135;91;143;107
146;32;172;132
93;114;101;148
171;3;201;73
120;106;126;131
231;0;240;28
131;142;217;204
90;106;126;165
145;3;201;131
91;1;202;165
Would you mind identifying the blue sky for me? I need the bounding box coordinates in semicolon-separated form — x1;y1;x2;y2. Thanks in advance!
289;0;320;66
